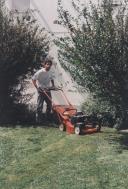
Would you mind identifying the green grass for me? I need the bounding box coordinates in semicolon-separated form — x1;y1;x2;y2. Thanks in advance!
0;125;128;189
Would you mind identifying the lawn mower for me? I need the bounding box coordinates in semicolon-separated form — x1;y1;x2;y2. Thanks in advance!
41;87;101;135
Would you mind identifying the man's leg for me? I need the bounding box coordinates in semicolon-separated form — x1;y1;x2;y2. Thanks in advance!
44;91;52;119
36;92;44;123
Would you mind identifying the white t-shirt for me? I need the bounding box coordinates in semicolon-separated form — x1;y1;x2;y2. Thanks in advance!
32;68;54;89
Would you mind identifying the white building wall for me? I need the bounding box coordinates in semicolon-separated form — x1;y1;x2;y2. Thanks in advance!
6;0;30;11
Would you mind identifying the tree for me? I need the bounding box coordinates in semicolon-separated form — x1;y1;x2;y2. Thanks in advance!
57;0;128;129
0;1;49;123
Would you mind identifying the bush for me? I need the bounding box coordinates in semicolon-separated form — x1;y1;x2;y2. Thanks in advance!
0;1;49;124
81;96;116;127
57;0;128;129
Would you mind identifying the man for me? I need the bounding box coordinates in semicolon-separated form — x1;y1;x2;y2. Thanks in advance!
32;59;55;123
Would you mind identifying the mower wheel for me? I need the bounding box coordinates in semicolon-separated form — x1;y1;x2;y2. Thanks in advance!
59;124;66;132
75;126;81;135
96;124;101;132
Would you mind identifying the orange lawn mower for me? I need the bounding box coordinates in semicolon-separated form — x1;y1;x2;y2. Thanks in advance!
41;87;101;135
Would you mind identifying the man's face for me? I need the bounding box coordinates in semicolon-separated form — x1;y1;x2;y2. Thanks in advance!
44;62;52;71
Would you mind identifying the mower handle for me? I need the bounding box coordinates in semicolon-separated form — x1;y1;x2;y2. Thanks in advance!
38;86;62;92
62;108;77;116
38;87;73;108
48;87;62;91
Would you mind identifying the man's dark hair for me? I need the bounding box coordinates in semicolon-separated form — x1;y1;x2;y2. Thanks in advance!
44;59;52;65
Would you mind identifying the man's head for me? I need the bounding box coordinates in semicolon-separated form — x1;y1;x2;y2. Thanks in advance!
43;59;52;71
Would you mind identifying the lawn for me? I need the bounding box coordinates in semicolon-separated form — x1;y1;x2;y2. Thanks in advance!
0;125;128;189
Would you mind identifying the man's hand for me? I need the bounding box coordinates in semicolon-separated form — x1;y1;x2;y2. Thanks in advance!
37;87;43;93
48;86;62;91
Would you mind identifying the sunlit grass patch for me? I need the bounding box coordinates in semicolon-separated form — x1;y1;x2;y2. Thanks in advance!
0;126;128;189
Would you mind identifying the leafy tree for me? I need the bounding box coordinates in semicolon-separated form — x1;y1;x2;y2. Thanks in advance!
56;0;128;129
0;1;49;123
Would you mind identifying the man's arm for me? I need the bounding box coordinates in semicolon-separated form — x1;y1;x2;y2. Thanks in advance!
32;79;38;89
51;79;55;87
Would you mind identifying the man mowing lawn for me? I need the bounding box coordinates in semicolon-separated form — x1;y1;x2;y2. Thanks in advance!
32;59;55;123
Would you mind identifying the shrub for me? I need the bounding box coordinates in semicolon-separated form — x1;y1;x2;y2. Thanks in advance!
0;1;49;123
57;0;128;129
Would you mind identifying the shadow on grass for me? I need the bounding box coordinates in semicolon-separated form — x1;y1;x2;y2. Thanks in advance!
0;121;58;129
0;122;59;128
0;113;60;128
115;133;128;150
104;129;128;151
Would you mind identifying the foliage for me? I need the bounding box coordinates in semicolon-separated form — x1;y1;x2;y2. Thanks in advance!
81;96;116;127
0;1;49;123
57;0;128;129
81;96;115;115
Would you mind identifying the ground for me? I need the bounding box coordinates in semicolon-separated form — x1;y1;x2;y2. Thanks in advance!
0;125;128;189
